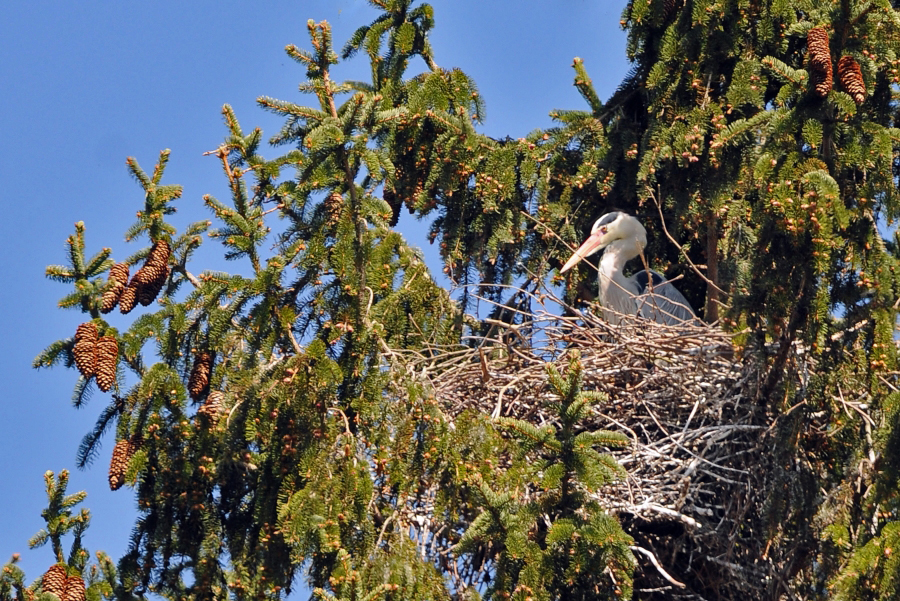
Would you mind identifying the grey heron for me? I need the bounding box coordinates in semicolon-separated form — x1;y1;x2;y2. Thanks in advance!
560;212;699;326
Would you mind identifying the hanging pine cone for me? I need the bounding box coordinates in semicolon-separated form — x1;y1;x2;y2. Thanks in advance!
188;351;214;401
137;265;169;306
807;27;831;67
108;438;134;491
132;240;170;305
63;576;86;601
198;390;225;425
119;279;140;314
94;336;118;393
133;260;168;287
807;27;832;98
42;564;67;598
73;323;97;379
147;239;171;268
74;322;97;342
325;191;344;226
810;67;832;98
838;55;866;104
100;263;129;314
124;239;171;307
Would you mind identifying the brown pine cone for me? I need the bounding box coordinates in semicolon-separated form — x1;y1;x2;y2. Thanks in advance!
188;352;214;401
133;261;167;287
807;27;832;98
810;66;833;98
94;336;118;393
807;27;831;68
63;576;86;601
132;240;170;285
73;323;98;378
838;55;866;104
198;390;225;425
146;239;171;269
100;263;129;314
118;240;172;311
108;438;133;491
42;564;67;598
74;322;97;342
137;265;169;306
325;191;344;226
119;279;140;314
73;340;96;379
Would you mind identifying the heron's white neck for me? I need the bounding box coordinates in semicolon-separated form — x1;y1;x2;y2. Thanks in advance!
598;237;643;299
599;237;643;275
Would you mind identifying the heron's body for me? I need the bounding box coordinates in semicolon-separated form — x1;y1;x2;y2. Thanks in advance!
561;212;699;326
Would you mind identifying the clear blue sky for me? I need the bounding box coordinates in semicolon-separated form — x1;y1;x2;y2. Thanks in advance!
0;0;629;586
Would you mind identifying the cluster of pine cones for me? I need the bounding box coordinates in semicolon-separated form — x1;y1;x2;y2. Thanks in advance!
807;26;866;104
101;239;170;314
72;322;118;392
108;435;141;491
42;564;85;601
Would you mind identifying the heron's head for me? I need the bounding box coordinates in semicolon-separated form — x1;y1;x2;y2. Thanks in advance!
559;212;647;273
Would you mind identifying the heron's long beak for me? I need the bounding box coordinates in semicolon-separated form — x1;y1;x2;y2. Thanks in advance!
560;230;606;273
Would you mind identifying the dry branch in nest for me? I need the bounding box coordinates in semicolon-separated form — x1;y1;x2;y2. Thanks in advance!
394;288;816;600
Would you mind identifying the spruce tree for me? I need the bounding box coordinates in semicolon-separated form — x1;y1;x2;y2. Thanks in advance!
21;1;900;600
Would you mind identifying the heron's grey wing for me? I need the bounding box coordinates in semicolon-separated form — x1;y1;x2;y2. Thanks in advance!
632;270;699;325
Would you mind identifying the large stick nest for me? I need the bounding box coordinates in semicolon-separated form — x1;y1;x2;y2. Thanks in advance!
414;292;796;600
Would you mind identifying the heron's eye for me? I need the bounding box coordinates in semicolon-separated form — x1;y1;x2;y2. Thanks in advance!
600;226;607;235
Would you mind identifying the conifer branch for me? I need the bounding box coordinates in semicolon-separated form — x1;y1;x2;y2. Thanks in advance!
175;265;203;289
649;187;729;299
572;57;603;116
